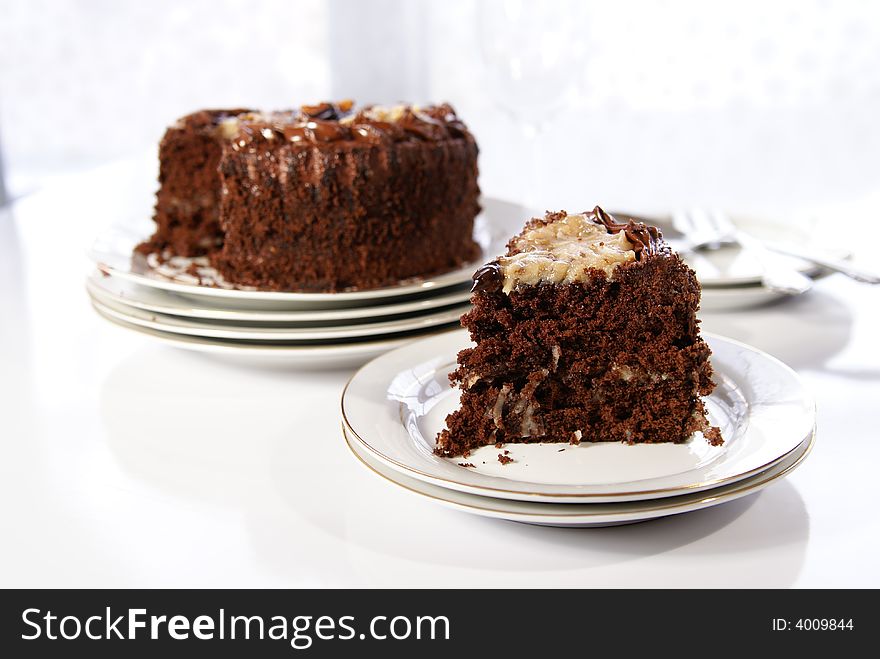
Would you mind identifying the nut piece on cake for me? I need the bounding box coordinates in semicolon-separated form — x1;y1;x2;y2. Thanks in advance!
436;206;722;457
137;101;481;293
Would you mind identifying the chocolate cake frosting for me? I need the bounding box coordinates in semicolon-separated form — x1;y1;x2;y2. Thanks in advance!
436;207;722;457
137;101;481;292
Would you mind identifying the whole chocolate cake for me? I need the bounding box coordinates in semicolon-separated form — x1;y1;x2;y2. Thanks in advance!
137;101;481;292
435;207;722;457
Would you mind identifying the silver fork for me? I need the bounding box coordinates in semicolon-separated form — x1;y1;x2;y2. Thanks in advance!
672;209;814;295
673;210;880;285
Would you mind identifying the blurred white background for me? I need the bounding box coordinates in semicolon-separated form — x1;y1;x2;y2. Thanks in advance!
2;0;879;221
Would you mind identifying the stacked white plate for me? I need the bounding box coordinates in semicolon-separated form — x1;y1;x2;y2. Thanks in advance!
85;199;531;367
85;272;476;368
341;330;816;527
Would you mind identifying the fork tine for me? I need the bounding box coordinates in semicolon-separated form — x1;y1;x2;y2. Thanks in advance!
672;208;738;249
673;208;701;235
671;208;694;234
703;210;719;234
672;209;699;243
707;210;736;239
689;208;717;244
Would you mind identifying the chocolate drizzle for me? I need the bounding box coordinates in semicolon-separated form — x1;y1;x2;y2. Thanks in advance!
471;261;504;294
590;206;664;260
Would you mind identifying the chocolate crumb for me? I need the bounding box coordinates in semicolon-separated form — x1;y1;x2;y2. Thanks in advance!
557;448;565;452
497;453;514;465
494;442;504;449
458;462;476;468
704;426;724;446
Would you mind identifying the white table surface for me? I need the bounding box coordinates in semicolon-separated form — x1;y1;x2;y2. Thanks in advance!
2;160;879;588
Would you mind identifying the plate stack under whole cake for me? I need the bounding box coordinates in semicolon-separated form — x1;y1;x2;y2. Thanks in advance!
341;208;816;526
87;101;498;367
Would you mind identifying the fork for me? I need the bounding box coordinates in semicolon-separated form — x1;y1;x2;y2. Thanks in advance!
675;210;880;285
672;209;814;295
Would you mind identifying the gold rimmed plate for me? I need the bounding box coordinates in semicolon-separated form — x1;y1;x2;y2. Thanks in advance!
340;329;815;504
344;424;814;527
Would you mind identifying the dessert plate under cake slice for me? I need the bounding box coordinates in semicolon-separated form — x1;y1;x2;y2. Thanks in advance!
344;425;814;527
341;330;815;504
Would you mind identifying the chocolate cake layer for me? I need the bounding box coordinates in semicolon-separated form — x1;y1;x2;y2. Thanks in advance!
137;102;481;292
436;207;721;457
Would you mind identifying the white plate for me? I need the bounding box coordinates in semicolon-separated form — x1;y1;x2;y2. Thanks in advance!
341;330;815;503
88;198;524;310
344;426;814;527
681;243;827;289
88;285;468;341
91;301;451;368
86;272;472;323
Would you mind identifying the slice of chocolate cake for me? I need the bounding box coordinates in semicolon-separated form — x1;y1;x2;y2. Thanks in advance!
435;207;721;457
137;101;481;292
